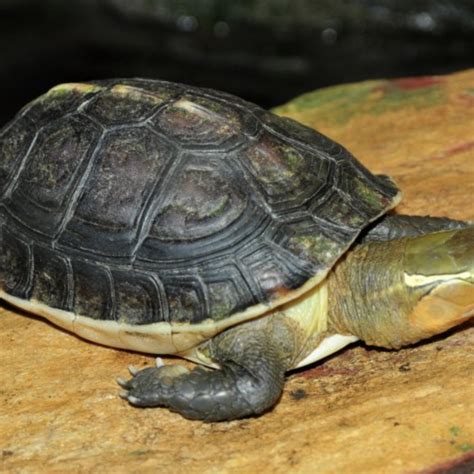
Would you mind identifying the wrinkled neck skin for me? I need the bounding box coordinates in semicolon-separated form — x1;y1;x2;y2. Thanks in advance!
326;227;474;349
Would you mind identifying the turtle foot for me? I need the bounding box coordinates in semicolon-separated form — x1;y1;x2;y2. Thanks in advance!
118;364;191;408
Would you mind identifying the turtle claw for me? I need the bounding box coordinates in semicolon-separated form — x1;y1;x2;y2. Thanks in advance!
155;357;165;368
128;365;139;376
127;395;143;406
119;390;143;407
116;377;129;388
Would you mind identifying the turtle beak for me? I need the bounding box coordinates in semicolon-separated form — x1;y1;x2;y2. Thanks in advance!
404;227;474;335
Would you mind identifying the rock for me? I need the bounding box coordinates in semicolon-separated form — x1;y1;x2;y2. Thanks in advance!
1;69;473;473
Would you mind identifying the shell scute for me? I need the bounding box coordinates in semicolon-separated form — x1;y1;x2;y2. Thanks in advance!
0;116;36;197
244;252;291;299
58;126;175;256
164;280;205;324
72;260;113;321
260;111;345;158
113;271;164;325
284;224;345;267
24;83;101;128
81;84;171;125
31;245;71;310
148;159;248;242
2;116;100;237
1;230;32;298
207;278;244;321
240;130;333;208
152;93;258;149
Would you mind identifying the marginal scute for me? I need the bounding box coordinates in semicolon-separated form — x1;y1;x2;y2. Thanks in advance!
114;273;159;325
351;174;394;213
73;260;112;321
1;231;31;298
207;280;242;320
241;245;303;301
311;190;366;230
116;281;151;324
31;246;70;310
165;282;203;323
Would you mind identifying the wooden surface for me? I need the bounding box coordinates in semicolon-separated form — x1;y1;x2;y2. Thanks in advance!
1;70;473;474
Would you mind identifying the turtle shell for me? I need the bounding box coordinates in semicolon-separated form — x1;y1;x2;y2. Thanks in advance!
0;79;399;351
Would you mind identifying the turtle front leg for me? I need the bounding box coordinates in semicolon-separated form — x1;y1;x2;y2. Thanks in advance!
328;226;473;349
118;315;298;421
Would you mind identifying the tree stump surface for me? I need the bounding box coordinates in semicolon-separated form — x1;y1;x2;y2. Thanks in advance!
1;69;473;474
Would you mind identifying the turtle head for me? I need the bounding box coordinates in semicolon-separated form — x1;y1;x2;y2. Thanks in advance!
404;227;474;336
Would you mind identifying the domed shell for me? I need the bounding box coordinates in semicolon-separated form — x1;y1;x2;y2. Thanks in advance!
0;79;399;345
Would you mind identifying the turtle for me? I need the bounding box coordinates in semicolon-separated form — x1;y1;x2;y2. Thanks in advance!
0;78;472;422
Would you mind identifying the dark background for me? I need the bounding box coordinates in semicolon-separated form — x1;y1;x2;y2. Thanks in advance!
1;0;473;127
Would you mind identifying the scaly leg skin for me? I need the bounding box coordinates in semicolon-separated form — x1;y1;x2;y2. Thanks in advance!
328;226;474;349
118;315;299;421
